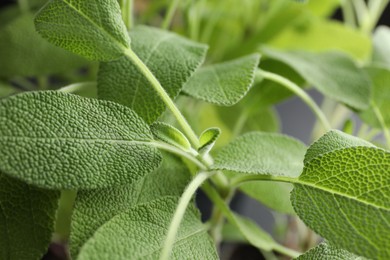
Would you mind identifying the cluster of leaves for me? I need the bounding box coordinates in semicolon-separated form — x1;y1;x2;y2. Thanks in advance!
0;0;389;259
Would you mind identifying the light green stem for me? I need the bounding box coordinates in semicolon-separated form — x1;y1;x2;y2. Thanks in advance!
202;183;301;258
372;103;390;148
230;174;297;187
352;0;370;29
124;48;200;148
58;82;96;93
258;69;331;131
160;171;215;260
341;0;356;27
365;0;390;32
151;141;207;170
120;0;133;30
162;0;180;29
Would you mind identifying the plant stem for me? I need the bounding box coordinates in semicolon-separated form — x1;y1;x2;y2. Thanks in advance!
151;141;207;170
257;69;331;131
162;0;180;30
160;171;215;260
341;0;356;27
202;183;301;258
365;0;390;32
120;0;133;30
352;0;369;30
230;174;297;187
124;48;200;148
372;103;390;148
58;82;96;93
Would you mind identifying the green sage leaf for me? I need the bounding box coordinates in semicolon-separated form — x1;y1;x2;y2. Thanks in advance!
183;54;260;106
0;172;60;259
213;132;306;177
198;127;221;155
35;0;130;60
262;48;371;110
151;122;191;151
98;25;208;123
296;242;365;260
77;197;218;259
360;66;390;128
291;130;390;259
70;153;191;257
0;91;161;189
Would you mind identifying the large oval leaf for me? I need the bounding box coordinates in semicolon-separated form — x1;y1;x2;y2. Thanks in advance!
213;132;306;177
183;54;260;106
0;172;60;259
291;131;390;259
98;25;207;124
0;91;161;189
35;0;130;60
77;197;218;259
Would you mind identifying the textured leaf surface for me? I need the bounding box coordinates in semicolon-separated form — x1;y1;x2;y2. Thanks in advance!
291;131;390;259
0;172;60;260
35;0;130;60
262;48;371;110
360;66;390;128
0;91;161;189
98;25;207;123
151;122;191;151
213;132;306;177
0;12;87;77
77;197;218;259
183;54;260;106
373;26;390;67
70;153;191;257
297;242;365;260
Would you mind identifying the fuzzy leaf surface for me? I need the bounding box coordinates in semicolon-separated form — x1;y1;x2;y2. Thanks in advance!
213;132;306;177
0;91;161;189
291;131;390;259
35;0;130;60
98;25;207;123
77;197;218;259
70;153;191;257
262;48;371;110
0;172;60;260
183;54;260;106
360;66;390;128
296;242;365;260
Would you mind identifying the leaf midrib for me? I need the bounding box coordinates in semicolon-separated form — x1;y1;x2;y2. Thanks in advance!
62;0;129;53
